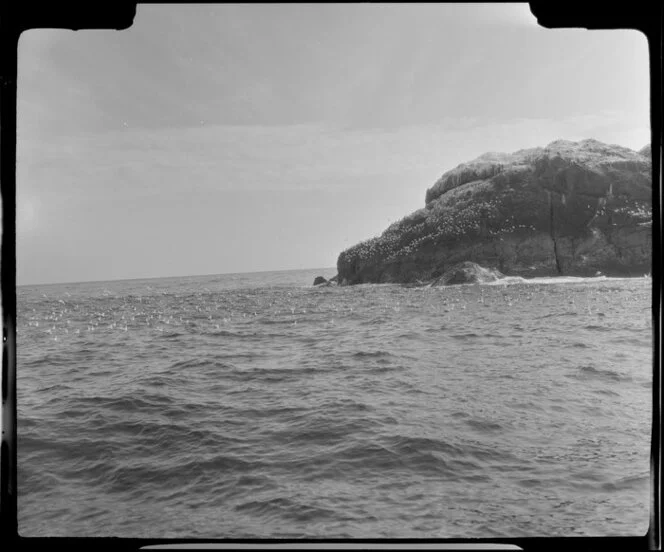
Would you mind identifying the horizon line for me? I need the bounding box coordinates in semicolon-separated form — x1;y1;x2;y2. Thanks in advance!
17;266;338;288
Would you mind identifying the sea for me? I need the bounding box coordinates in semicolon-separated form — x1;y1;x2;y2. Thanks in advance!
16;268;653;538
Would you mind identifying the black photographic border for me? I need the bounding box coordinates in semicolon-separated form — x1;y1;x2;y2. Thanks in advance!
1;3;660;550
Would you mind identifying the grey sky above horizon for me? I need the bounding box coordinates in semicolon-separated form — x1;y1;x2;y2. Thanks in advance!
16;4;650;285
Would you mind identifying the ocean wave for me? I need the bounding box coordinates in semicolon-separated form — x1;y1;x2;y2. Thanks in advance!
537;311;579;320
72;394;172;413
205;329;289;340
156;331;184;339
20;354;76;368
351;350;395;359
225;365;319;383
330;439;456;477
569;341;592;348
228;404;311;423
593;387;620;397
487;276;529;286
19;434;117;467
233;496;337;524
394;331;423;340
168;357;237;371
18;470;66;495
571;365;632;382
583;324;612;332
255;317;299;325
271;416;376;447
600;473;649;492
101;453;267;497
379;434;464;460
489;275;638;286
464;418;505;433
358;316;390;326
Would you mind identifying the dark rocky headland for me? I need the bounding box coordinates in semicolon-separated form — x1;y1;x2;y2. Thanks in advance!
337;139;652;285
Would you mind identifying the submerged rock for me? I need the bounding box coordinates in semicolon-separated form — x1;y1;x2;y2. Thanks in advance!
432;262;503;286
337;139;651;284
313;274;339;287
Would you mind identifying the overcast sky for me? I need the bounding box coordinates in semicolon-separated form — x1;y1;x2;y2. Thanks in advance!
16;4;650;285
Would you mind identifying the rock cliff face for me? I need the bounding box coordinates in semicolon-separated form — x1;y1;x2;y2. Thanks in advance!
337;139;652;285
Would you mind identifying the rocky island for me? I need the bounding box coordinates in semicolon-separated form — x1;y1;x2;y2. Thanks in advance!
336;139;652;285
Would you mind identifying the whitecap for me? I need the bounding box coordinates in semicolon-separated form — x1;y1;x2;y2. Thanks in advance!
486;275;637;286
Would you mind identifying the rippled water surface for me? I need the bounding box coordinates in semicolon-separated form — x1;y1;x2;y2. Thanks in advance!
17;269;652;537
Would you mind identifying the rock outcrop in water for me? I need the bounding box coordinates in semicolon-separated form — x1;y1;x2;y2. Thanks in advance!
432;262;504;286
313;275;339;287
337;139;652;285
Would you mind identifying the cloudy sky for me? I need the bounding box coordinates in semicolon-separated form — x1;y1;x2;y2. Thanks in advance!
16;4;650;285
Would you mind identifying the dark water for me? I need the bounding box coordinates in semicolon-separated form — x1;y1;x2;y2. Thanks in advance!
17;269;653;538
